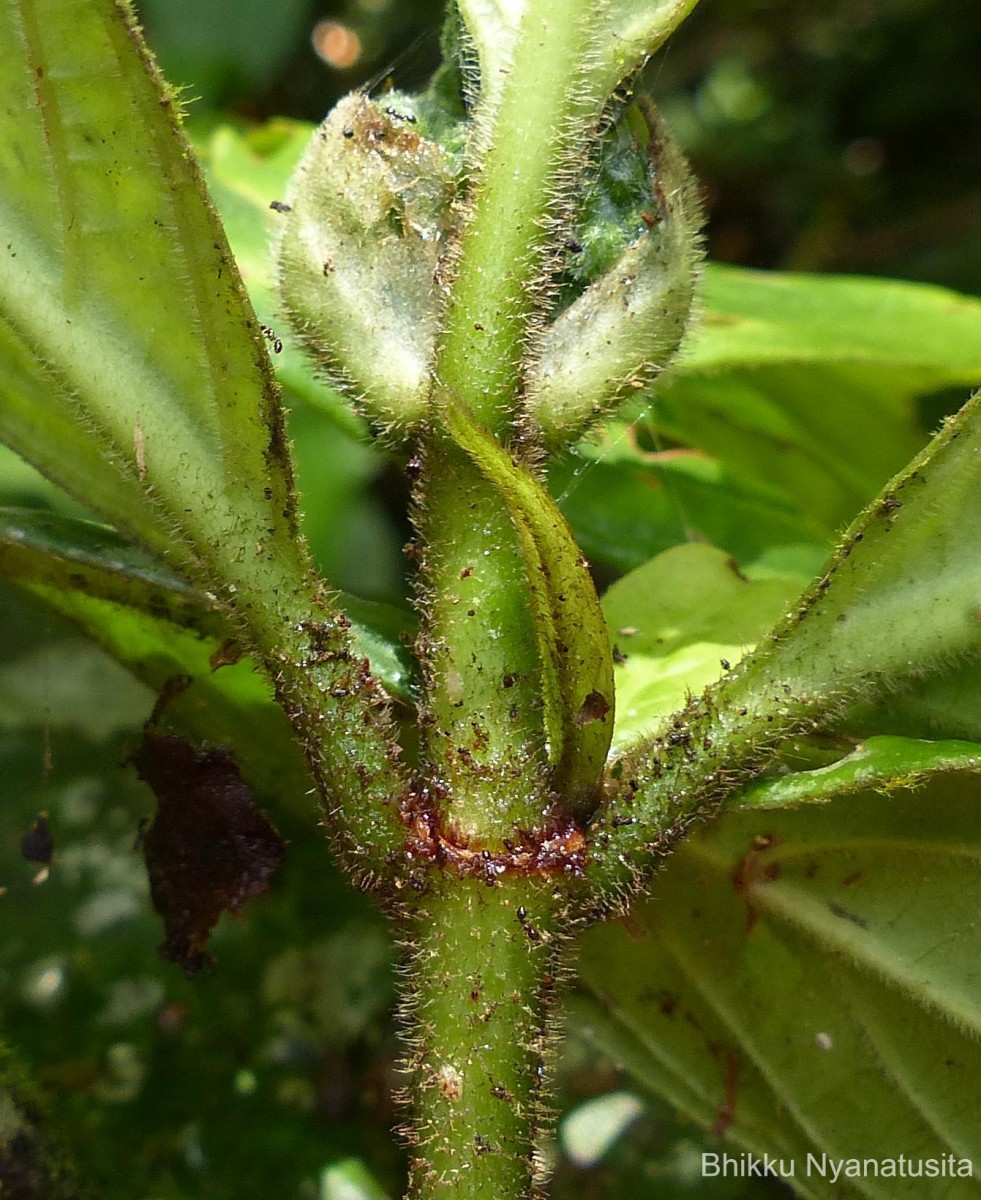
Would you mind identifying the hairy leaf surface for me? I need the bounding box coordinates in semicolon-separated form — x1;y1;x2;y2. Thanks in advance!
0;0;302;603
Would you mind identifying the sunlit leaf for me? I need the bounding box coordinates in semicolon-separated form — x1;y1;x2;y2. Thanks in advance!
688;265;981;379
738;735;981;808
0;0;305;608
601;544;800;750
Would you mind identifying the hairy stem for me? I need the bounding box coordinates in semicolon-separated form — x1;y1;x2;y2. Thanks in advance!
235;560;411;886
404;875;563;1200
436;0;597;434
585;393;981;905
417;434;551;843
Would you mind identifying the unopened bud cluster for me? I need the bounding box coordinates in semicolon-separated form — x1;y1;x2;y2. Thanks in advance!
276;77;701;451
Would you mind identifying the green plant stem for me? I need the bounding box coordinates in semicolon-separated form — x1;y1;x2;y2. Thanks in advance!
404;875;563;1200
230;556;411;886
584;395;981;905
583;688;790;906
436;0;596;434
418;434;550;842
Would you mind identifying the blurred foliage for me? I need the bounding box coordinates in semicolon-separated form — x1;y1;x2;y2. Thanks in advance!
2;1;979;1197
650;0;981;288
135;0;981;290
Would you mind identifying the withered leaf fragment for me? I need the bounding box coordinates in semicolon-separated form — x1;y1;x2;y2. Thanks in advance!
20;814;53;865
133;735;285;976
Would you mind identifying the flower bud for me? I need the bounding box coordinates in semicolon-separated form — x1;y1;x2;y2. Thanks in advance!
275;93;457;436
523;100;702;449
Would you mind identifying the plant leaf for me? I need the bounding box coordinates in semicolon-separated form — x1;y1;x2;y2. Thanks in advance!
838;660;981;745
0;7;412;875
650;364;928;537
662;266;981;529
0;508;416;707
554;441;829;576
575;758;981;1198
584;394;981;898
579;267;981;553
600;544;800;751
737;734;981;809
687;265;981;379
0;0;301;593
603;544;799;659
722;392;981;726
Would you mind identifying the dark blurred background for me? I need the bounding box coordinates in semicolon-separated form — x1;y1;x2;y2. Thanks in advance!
135;0;981;293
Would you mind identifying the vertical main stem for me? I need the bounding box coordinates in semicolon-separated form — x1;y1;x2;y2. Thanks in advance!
435;0;596;434
404;874;564;1200
417;434;552;843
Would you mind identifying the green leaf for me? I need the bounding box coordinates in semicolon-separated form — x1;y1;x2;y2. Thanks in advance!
0;7;411;877
601;267;981;541
601;544;800;751
0;0;302;599
583;395;981;899
650;364;928;537
0;507;219;628
738;734;981;808
554;442;829;576
603;544;799;659
575;758;981;1198
0;506;414;821
723;392;981;726
839;660;981;745
0;508;416;708
609;642;747;755
688;265;981;379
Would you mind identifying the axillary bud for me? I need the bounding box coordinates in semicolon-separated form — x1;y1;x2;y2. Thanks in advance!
275;93;458;437
523;100;702;450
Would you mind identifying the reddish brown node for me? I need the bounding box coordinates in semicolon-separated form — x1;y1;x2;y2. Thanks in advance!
396;782;588;881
